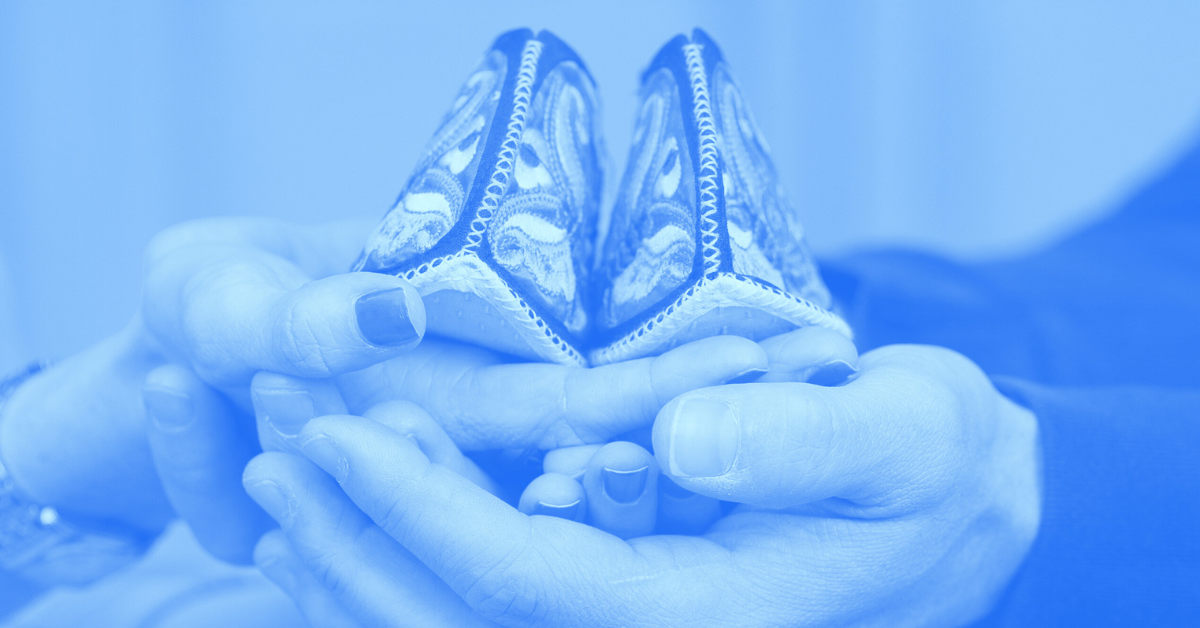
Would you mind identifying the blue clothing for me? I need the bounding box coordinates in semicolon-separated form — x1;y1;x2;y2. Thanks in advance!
825;139;1200;623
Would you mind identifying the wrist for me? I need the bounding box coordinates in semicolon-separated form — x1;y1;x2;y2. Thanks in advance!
0;325;173;528
0;359;157;587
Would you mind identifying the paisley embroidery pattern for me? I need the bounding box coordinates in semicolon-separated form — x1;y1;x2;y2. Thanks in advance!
358;50;506;272
356;28;848;366
590;29;849;365
488;61;600;334
598;68;697;329
711;63;830;306
355;29;602;364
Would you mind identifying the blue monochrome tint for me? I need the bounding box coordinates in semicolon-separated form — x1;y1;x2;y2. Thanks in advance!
357;29;603;365
1;4;1198;628
592;29;848;365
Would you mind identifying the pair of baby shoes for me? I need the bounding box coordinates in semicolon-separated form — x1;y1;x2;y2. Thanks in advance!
354;29;851;366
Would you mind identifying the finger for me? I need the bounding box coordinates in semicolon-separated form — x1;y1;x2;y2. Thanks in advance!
338;334;769;451
656;476;722;535
251;372;349;454
362;401;499;496
582;442;658;539
143;218;372;281
517;473;587;522
756;326;859;384
542;444;603;480
653;345;980;509
295;415;667;623
243;453;492;628
295;416;745;625
144;222;426;386
253;530;365;628
144;364;272;564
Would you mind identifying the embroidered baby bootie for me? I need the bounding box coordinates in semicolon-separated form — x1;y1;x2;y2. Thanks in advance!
590;29;850;365
354;29;603;365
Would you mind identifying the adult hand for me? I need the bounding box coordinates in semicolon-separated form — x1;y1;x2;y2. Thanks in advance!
520;326;861;538
245;344;1040;627
0;216;426;567
140;217;425;397
249;333;767;455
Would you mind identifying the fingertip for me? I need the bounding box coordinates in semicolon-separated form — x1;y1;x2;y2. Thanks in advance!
651;396;682;466
352;278;426;349
144;364;205;433
251;372;347;449
682;335;770;370
584;442;658;538
518;473;586;522
251;372;347;413
652;392;739;480
253;529;292;568
242;451;294;488
757;326;860;384
253;530;302;594
543;445;603;481
655;335;770;391
144;363;202;395
269;273;426;379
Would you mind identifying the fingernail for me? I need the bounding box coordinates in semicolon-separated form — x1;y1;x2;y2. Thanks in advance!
533;500;583;521
724;367;768;384
252;388;315;438
144;387;196;432
245;480;295;527
668;398;739;478
803;360;859;387
355;287;425;348
602;466;648;504
301;435;348;484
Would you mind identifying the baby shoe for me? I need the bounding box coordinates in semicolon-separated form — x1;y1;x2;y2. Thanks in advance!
590;29;850;365
354;29;603;365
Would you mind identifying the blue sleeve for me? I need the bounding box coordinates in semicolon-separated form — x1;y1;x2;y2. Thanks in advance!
822;140;1200;388
820;140;1200;623
973;380;1200;626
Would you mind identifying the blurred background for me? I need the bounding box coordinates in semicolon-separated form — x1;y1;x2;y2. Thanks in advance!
2;0;1199;370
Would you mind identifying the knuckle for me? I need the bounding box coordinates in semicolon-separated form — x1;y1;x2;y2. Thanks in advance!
143;218;239;269
279;303;336;377
461;543;548;625
374;487;413;541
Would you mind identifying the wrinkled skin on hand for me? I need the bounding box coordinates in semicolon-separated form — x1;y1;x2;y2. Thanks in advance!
244;344;1041;628
0;216;766;569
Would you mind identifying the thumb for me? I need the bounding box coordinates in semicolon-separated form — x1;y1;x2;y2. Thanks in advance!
652;345;975;509
154;263;426;385
143;218;426;386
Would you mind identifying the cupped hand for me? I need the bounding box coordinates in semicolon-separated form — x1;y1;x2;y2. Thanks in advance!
326;333;765;452
245;343;1040;628
140;217;425;395
0;216;424;565
518;325;860;538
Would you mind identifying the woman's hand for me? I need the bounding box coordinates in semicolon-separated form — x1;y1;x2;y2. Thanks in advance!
0;216;426;564
244;343;1040;627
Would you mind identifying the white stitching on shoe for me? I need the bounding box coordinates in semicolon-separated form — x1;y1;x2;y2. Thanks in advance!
683;42;722;278
466;38;543;250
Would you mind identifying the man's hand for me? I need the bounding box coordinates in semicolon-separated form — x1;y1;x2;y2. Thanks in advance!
243;344;1041;627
